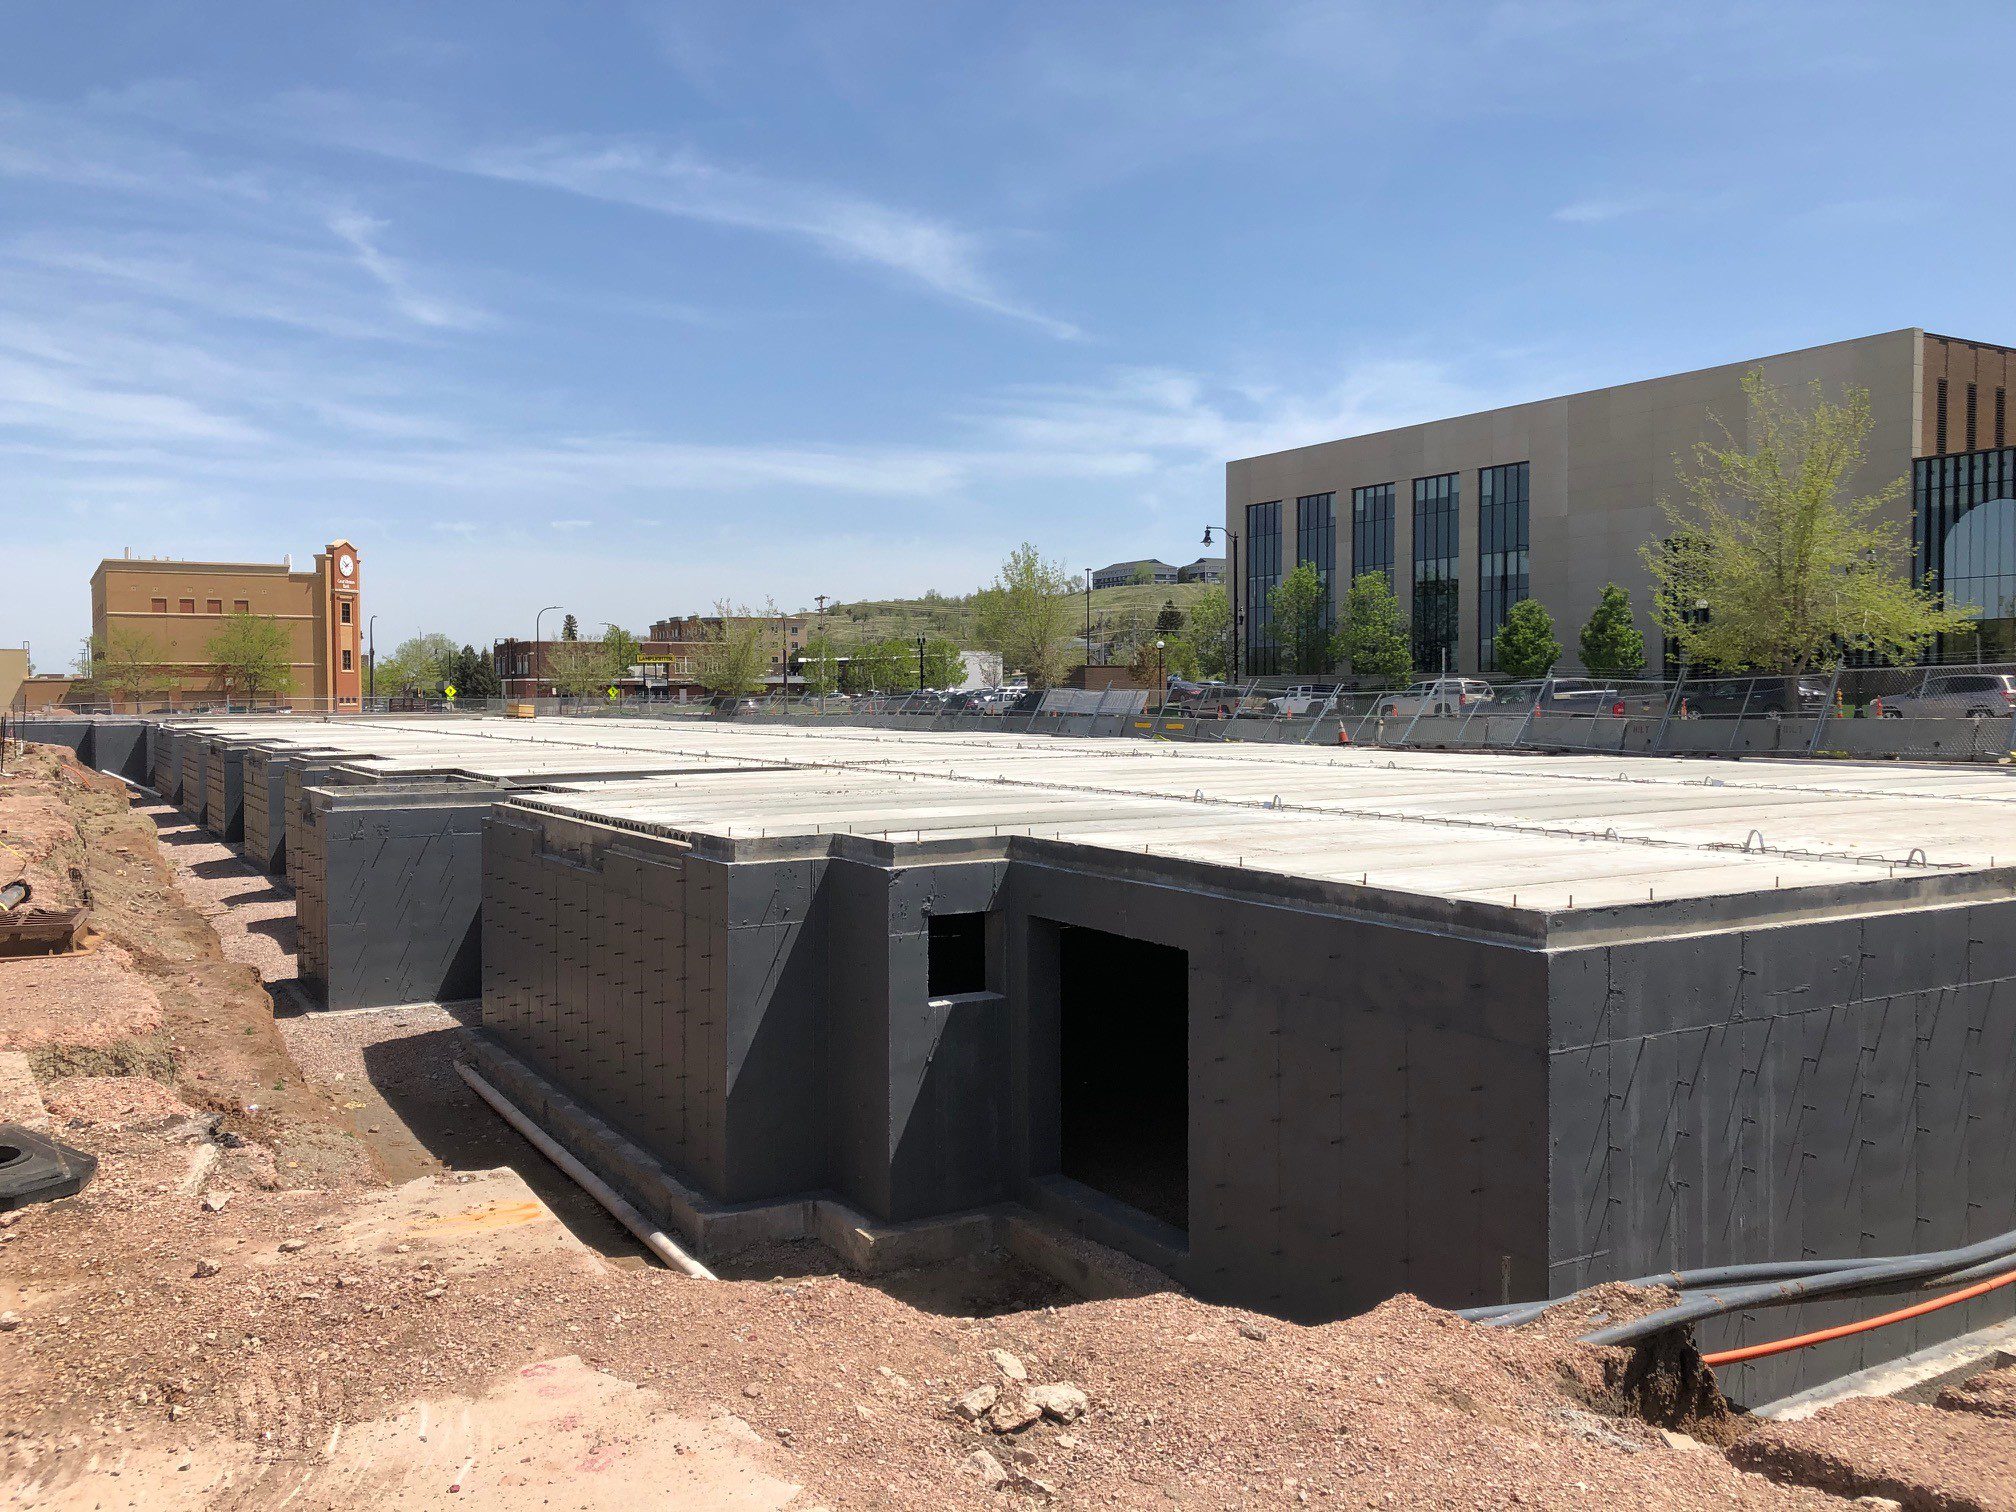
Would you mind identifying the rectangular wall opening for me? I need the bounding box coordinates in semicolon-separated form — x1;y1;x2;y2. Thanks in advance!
927;912;988;997
1057;924;1189;1232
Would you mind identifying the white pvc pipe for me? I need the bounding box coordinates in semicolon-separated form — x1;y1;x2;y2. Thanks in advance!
455;1061;716;1280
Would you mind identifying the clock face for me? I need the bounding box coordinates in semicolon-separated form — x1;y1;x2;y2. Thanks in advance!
337;553;355;576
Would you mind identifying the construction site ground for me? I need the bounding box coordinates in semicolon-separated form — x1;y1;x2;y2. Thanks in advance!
2;740;2012;1509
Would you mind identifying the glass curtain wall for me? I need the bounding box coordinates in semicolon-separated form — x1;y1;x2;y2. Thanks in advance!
1477;462;1530;671
1244;499;1283;675
1916;447;2016;660
1412;473;1460;673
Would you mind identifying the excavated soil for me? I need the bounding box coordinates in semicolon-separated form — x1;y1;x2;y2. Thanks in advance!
1941;1363;2016;1421
1732;1393;2016;1508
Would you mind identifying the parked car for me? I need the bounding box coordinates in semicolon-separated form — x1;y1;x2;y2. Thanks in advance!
1679;677;1831;718
1878;671;2016;719
1168;681;1269;718
1491;679;1667;718
1264;684;1342;717
1372;679;1495;717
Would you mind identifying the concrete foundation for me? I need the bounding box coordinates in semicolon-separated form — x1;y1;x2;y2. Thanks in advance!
294;782;497;1009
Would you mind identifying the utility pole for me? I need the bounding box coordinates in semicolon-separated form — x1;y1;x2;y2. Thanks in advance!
367;614;377;709
814;594;830;713
1084;568;1093;668
916;634;927;694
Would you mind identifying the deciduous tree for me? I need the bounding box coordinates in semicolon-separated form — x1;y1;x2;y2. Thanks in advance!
1332;573;1412;686
206;613;295;707
1184;588;1233;680
973;544;1076;689
1268;562;1333;676
1492;599;1561;680
1578;584;1647;678
1643;372;1973;671
693;603;769;697
82;626;174;712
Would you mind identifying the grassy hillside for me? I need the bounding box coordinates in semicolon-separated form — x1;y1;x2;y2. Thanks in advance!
814;581;1215;650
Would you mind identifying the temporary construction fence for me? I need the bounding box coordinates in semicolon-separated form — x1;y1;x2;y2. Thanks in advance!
14;661;2013;763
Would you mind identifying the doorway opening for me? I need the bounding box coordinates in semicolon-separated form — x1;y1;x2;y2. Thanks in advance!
1056;924;1189;1232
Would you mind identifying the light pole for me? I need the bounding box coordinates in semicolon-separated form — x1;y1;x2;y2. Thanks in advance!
367;614;378;709
916;634;927;697
1155;638;1166;708
534;604;562;698
1084;568;1094;667
1202;526;1240;680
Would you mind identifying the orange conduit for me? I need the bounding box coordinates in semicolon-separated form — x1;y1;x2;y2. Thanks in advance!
1700;1266;2016;1367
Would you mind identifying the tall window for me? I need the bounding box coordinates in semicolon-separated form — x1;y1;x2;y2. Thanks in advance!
1351;483;1395;581
1296;492;1336;644
1915;446;2016;660
1412;474;1460;672
1477;462;1530;671
1244;500;1283;675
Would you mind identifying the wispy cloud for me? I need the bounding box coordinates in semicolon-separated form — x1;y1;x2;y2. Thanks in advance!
1551;196;1660;225
326;209;489;330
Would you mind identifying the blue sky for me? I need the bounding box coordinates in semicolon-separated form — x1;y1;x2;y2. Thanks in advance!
5;1;2013;664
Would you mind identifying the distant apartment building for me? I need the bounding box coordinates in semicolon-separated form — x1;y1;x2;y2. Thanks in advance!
25;542;364;710
1091;559;1179;589
1226;329;2016;676
1177;556;1227;584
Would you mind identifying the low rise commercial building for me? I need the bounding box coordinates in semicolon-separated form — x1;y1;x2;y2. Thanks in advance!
1226;329;2016;676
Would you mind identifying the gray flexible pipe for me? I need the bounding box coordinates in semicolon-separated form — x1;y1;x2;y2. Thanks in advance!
1580;1226;2016;1347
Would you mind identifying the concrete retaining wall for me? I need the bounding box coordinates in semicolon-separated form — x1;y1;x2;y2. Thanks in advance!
203;745;245;842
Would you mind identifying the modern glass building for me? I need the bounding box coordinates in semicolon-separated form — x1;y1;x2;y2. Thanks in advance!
1225;329;2015;677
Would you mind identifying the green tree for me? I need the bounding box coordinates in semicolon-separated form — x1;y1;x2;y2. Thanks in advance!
560;614;579;641
1268;561;1333;676
81;626;174;711
1154;599;1185;635
1332;572;1412;686
847;638;907;692
377;633;458;694
1578;584;1647;678
445;645;502;699
1129;635;1198;688
973;544;1076;688
798;632;843;696
692;603;769;696
601;625;642;690
1183;587;1234;680
1128;565;1156;586
1492;599;1562;680
918;637;965;690
206;612;295;707
1644;372;1974;672
544;637;613;696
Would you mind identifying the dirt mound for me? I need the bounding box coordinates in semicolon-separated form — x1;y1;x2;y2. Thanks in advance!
1938;1363;2016;1422
1732;1394;2016;1508
42;1073;200;1130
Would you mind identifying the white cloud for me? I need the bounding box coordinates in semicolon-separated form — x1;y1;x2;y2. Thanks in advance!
326;209;490;331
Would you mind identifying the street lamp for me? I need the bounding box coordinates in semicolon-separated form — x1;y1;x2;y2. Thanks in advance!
534;604;563;698
367;614;378;709
1155;638;1166;707
1084;567;1094;667
1202;525;1240;680
814;593;831;713
916;634;927;696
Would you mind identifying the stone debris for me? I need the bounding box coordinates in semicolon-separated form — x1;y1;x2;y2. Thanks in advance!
988;1347;1026;1382
951;1384;998;1421
963;1448;1008;1487
191;1257;221;1278
1028;1382;1088;1423
200;1190;230;1213
986;1397;1042;1435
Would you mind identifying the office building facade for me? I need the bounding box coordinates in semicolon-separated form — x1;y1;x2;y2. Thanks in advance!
1226;329;2015;676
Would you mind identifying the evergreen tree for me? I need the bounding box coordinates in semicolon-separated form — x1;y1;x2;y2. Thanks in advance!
1492;599;1561;680
560;613;579;641
1579;583;1648;678
1154;599;1185;635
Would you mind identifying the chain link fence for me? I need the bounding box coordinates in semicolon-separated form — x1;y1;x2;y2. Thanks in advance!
15;660;2015;763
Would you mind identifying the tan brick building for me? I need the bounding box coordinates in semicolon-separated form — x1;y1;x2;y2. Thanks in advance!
1227;329;2016;677
63;541;366;710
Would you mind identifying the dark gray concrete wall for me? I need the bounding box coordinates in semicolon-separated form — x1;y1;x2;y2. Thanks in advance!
180;736;211;826
203;747;245;842
91;721;152;784
23;720;95;766
1003;856;1553;1322
151;727;183;802
295;785;495;1010
1547;898;2016;1404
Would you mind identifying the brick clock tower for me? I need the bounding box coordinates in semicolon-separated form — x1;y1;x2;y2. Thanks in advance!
320;539;363;710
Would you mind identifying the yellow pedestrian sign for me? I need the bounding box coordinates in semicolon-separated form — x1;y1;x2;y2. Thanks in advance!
444;684;457;705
